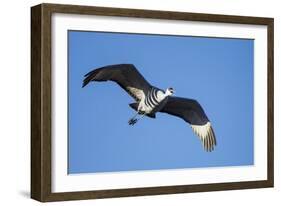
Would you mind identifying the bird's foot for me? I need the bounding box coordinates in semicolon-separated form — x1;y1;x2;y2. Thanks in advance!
128;118;138;125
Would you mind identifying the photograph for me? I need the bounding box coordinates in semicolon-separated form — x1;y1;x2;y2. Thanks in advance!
68;31;254;174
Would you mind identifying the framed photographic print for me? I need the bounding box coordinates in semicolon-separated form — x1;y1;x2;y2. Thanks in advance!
31;3;274;202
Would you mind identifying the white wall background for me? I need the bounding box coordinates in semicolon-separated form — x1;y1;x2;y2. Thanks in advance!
0;0;279;205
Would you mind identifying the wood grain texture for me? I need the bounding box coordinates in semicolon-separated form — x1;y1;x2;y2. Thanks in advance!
31;4;42;201
31;3;274;202
31;4;52;202
267;20;274;187
42;3;273;24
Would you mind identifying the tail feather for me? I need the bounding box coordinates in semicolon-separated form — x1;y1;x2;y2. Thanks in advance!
129;103;138;111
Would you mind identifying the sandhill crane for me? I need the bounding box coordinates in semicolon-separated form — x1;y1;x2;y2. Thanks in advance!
83;64;216;151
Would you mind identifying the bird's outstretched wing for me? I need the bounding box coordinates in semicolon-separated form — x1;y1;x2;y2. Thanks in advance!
83;64;152;102
160;97;216;152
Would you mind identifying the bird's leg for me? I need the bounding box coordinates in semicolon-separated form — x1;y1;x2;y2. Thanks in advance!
128;111;145;125
128;113;139;125
137;113;146;121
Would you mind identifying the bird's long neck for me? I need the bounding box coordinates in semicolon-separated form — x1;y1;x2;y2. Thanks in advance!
165;90;173;97
164;92;170;98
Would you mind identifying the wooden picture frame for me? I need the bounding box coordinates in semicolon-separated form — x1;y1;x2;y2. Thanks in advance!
31;3;274;202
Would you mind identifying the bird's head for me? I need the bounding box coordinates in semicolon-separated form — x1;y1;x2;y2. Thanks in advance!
165;87;175;96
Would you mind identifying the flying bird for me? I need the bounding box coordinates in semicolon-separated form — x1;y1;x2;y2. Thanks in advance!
83;64;216;151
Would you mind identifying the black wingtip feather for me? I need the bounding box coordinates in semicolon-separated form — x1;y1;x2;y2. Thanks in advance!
82;68;102;88
82;81;88;88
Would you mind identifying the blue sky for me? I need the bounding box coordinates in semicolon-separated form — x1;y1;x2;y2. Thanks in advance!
68;30;254;174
